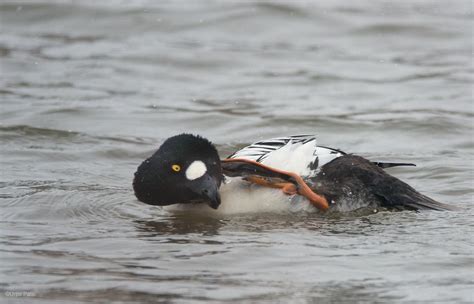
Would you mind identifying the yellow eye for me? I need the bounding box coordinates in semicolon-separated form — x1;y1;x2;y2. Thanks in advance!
171;164;181;172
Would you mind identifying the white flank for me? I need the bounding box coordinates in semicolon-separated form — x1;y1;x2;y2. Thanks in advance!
185;160;207;180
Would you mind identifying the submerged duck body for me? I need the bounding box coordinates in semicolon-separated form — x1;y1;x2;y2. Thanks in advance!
133;134;453;214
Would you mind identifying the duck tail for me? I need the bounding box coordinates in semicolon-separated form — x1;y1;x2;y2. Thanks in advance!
397;191;459;211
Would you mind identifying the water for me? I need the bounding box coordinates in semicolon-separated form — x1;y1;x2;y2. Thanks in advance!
1;0;473;303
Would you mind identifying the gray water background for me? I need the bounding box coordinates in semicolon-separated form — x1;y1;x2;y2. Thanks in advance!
0;1;473;303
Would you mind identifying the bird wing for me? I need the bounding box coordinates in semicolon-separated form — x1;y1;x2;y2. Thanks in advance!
227;135;417;181
227;135;345;178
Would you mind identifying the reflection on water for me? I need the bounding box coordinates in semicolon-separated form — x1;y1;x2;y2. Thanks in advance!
135;215;225;237
0;0;472;303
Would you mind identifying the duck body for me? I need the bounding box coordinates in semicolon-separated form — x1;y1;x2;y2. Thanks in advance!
311;154;453;212
134;134;453;214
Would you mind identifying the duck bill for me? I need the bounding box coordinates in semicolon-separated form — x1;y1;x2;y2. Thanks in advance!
188;174;221;209
205;185;221;210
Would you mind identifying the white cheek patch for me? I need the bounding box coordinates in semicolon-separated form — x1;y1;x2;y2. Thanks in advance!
185;160;207;180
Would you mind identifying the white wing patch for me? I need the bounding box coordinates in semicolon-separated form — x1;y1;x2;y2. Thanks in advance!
227;135;345;177
228;135;315;162
316;145;346;169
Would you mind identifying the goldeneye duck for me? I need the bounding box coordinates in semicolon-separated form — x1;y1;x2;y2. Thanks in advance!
133;134;454;213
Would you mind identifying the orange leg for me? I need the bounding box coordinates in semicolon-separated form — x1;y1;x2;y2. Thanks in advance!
223;158;329;211
246;176;298;195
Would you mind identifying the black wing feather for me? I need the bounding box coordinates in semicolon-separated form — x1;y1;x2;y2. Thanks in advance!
373;162;416;169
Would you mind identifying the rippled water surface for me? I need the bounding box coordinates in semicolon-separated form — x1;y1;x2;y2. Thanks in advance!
1;1;473;303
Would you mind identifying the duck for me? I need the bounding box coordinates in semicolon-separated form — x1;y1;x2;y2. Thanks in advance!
133;133;454;214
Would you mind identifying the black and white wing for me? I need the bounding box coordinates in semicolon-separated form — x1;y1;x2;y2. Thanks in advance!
227;135;345;177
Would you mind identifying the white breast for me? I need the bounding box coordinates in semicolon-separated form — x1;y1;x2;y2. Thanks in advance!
164;177;316;215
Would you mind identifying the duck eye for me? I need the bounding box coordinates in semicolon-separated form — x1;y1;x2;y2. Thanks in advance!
171;164;181;172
